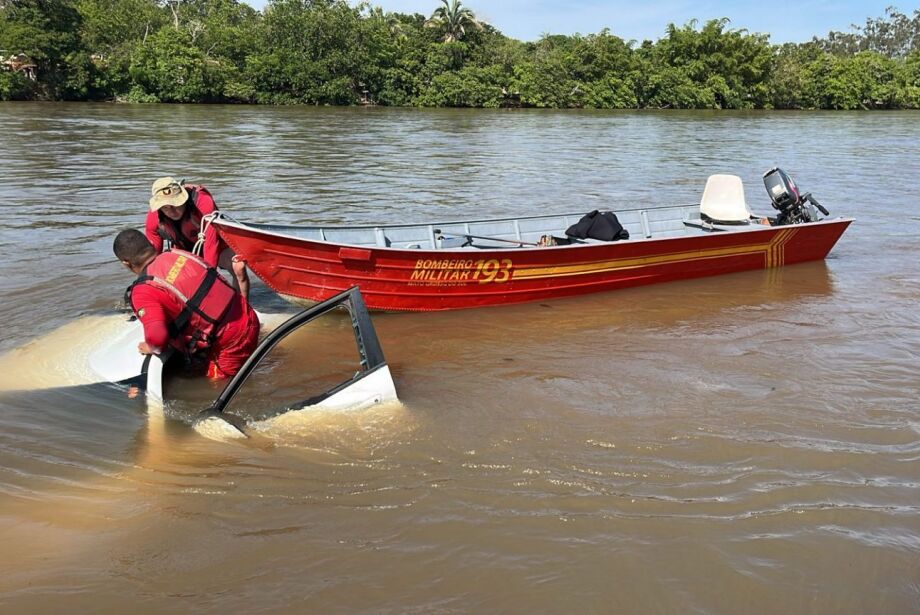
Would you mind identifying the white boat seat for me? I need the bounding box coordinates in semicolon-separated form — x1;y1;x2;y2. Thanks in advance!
700;174;753;223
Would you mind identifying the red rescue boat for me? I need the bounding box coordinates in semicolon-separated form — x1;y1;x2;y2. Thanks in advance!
213;169;852;312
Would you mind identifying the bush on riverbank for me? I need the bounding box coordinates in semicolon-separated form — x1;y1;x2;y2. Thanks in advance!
1;0;918;109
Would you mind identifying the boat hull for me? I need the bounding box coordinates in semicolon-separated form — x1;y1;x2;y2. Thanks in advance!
216;218;852;311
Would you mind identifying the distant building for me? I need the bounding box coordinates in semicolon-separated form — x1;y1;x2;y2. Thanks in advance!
1;53;37;80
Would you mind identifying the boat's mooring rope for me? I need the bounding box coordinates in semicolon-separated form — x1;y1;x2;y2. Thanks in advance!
192;211;222;257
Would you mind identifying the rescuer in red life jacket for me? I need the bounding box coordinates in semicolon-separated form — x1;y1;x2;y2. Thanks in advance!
114;229;260;378
144;176;250;300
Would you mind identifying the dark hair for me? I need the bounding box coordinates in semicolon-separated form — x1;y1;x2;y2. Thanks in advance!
113;229;156;268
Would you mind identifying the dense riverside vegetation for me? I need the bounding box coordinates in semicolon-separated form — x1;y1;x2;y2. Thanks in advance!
1;0;919;109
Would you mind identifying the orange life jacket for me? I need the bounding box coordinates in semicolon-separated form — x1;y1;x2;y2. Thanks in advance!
126;249;236;357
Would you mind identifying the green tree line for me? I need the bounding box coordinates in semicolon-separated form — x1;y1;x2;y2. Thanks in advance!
2;0;919;109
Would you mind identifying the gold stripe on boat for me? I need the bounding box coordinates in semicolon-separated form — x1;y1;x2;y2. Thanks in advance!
515;230;796;280
765;228;794;268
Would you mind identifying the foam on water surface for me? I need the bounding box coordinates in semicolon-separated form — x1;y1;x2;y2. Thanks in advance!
192;415;249;442
247;400;413;445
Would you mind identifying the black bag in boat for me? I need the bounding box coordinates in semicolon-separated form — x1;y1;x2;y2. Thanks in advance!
565;210;630;241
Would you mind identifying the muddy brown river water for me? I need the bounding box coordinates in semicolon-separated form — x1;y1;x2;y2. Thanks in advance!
0;103;917;613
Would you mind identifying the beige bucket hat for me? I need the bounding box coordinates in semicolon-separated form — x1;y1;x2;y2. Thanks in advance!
149;177;189;211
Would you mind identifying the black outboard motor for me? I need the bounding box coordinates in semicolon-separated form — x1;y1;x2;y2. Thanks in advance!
763;167;830;226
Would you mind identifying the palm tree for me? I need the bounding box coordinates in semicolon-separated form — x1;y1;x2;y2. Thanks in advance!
425;0;483;43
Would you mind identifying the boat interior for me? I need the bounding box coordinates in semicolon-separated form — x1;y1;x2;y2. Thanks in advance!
234;175;789;250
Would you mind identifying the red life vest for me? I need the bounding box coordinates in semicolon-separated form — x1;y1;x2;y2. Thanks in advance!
126;249;237;357
156;186;210;252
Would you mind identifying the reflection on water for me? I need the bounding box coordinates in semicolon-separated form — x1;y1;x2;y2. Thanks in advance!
0;104;918;613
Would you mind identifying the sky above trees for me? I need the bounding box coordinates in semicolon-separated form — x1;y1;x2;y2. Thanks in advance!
241;0;908;44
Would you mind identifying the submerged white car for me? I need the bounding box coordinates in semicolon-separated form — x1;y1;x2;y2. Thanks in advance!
92;287;399;439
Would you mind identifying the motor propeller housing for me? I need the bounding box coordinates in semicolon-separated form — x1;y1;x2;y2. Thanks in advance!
763;167;801;212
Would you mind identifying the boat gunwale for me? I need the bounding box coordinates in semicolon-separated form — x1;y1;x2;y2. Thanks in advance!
221;205;701;232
